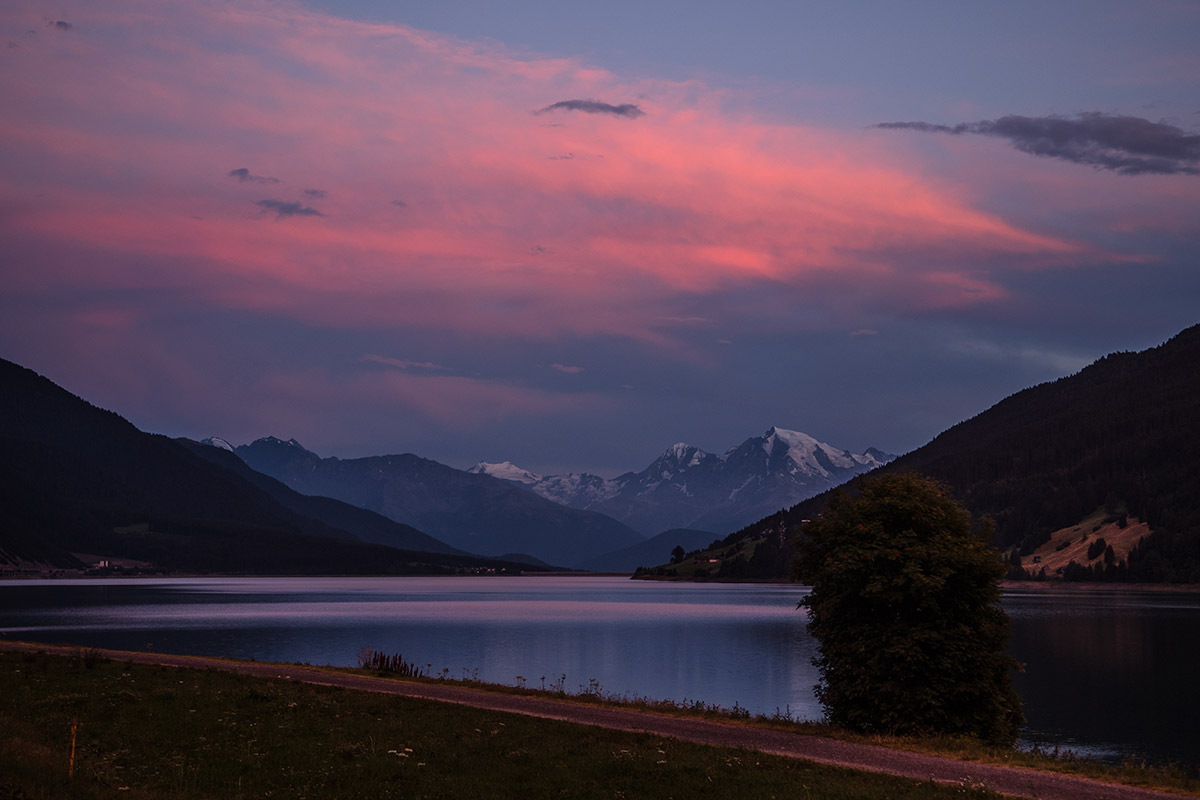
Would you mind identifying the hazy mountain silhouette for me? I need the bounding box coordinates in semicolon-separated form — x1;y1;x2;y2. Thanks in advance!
235;437;644;567
0;358;534;575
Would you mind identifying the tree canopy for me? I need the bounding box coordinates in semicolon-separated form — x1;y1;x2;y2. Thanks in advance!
793;472;1023;744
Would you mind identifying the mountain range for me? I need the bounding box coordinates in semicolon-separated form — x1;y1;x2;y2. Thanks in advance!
0;349;888;573
228;428;890;569
232;437;646;568
0;357;535;576
471;427;893;535
11;321;1195;582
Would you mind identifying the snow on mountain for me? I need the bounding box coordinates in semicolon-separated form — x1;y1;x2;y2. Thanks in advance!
650;443;716;482
760;427;850;473
235;435;312;453
468;461;625;507
750;426;889;476
481;427;895;535
468;461;541;485
535;472;623;506
200;436;235;452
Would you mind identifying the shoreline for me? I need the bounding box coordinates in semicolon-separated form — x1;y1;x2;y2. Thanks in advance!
6;570;1200;593
2;640;1193;800
1000;579;1200;594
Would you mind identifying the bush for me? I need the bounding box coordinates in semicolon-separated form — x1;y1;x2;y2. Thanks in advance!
793;472;1023;745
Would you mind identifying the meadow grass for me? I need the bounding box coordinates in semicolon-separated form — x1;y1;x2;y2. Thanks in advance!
311;656;1198;794
0;649;1008;800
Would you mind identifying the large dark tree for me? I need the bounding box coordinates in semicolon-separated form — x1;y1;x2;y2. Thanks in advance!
793;472;1023;744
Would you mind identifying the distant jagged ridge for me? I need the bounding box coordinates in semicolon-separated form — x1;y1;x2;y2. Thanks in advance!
234;437;645;568
182;438;463;556
472;426;894;535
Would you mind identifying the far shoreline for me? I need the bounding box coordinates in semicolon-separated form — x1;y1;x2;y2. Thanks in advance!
1000;579;1200;594
5;571;1200;593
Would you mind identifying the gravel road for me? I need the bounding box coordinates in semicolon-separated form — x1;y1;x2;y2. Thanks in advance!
2;641;1187;800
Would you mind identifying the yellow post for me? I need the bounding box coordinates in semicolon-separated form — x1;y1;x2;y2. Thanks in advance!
69;715;78;779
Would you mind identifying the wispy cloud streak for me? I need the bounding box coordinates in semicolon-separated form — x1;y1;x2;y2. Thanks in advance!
360;354;451;371
875;113;1200;175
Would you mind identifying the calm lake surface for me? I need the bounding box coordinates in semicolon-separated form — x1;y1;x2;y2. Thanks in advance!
2;576;1196;768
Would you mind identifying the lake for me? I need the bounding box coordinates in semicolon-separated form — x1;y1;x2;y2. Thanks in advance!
1;576;1196;768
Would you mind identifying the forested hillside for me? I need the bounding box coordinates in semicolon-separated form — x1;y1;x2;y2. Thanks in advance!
0;358;535;576
638;324;1200;583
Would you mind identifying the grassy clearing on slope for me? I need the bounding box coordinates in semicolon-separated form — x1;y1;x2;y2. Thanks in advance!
0;649;1002;800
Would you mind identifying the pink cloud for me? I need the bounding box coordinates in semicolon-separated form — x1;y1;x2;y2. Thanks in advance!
0;0;1140;351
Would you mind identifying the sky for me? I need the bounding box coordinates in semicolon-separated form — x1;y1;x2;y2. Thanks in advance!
2;0;1198;476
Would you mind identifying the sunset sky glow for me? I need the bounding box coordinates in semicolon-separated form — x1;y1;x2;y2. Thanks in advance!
3;0;1198;474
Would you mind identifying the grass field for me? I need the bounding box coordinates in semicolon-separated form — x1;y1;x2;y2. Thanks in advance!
0;648;1009;800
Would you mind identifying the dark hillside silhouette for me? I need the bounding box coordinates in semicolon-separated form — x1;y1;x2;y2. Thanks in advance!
179;439;463;556
0;358;535;575
643;323;1200;582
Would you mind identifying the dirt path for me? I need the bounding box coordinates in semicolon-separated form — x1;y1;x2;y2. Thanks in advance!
1;641;1186;800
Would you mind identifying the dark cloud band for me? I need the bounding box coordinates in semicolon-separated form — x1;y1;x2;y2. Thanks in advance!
875;113;1200;175
228;167;280;184
537;99;645;119
256;199;324;219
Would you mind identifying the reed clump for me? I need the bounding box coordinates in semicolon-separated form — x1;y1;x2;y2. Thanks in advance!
356;646;427;678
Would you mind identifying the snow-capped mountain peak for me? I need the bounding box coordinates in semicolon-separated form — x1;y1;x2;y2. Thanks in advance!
754;425;891;476
655;442;711;471
200;436;235;452
665;442;693;459
468;461;542;485
762;426;821;457
479;426;896;536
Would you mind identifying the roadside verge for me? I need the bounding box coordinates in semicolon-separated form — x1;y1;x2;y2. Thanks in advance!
0;640;1188;800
